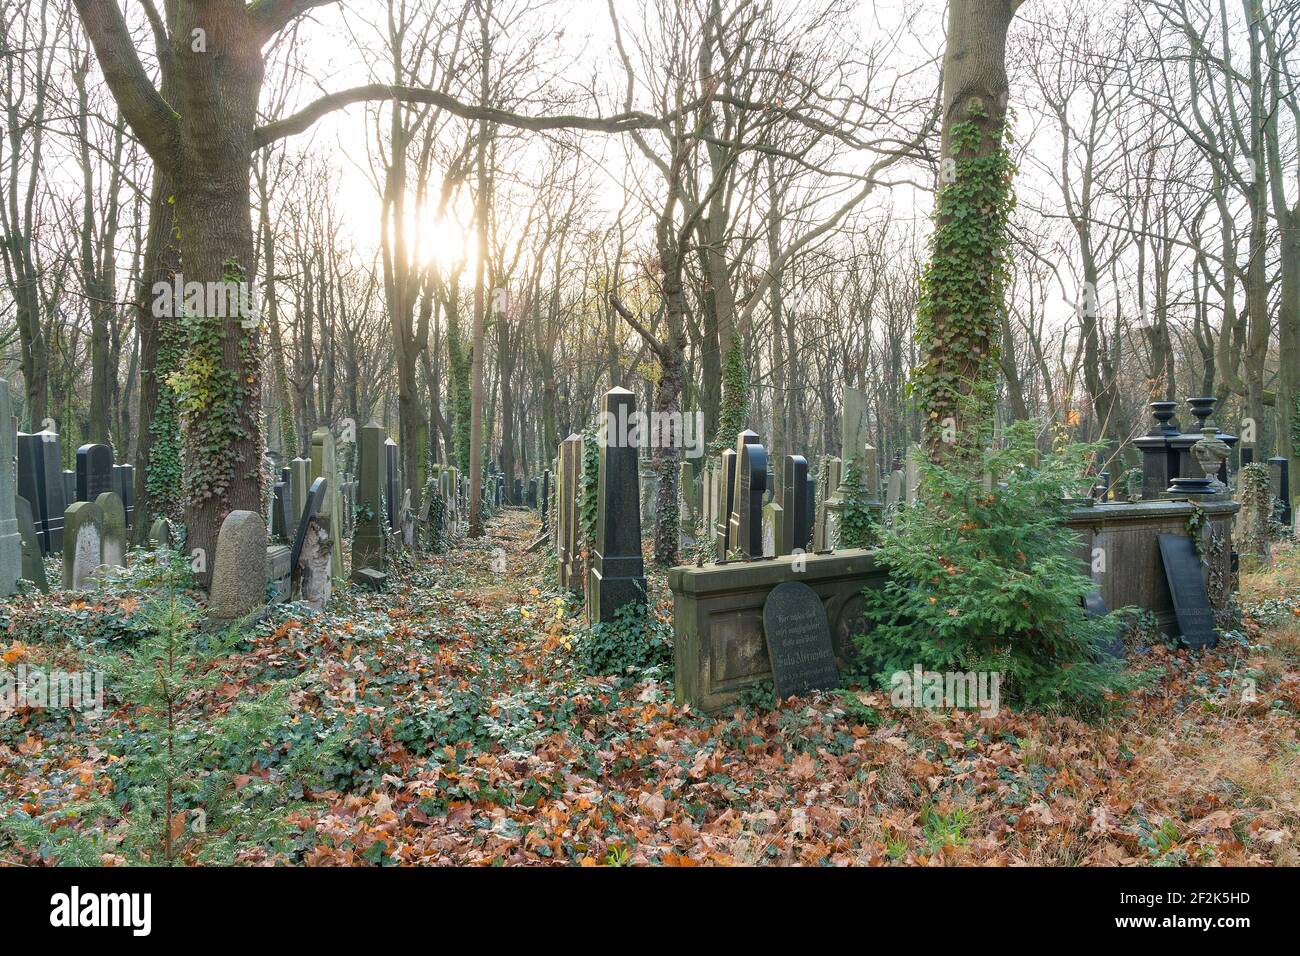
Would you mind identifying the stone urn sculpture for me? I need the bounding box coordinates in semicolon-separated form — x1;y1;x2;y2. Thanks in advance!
1193;426;1230;495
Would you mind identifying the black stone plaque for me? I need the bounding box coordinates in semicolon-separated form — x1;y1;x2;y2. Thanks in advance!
1156;533;1218;649
290;477;328;572
762;581;839;698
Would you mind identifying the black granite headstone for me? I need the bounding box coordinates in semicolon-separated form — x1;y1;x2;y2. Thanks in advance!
272;482;291;541
17;431;65;554
731;441;767;559
587;387;646;623
112;463;135;528
1156;533;1218;649
781;455;811;555
76;443;114;502
762;581;839;698
1269;455;1291;526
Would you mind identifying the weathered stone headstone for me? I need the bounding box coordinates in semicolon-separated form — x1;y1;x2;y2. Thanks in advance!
904;445;921;503
762;499;783;559
762;581;840;698
76;443;114;502
207;511;268;626
780;455;811;556
15;496;48;592
290;477;327;574
17;429;66;553
352;422;387;575
298;517;333;612
813;456;841;550
527;477;539;509
62;501;104;591
588;388;646;624
1156;533;1218;649
310;428;344;582
94;492;127;569
148;517;173;548
267;544;292;605
0;383;20;596
558;434;583;591
400;488;414;547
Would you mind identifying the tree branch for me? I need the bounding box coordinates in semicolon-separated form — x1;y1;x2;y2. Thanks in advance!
71;0;177;164
252;84;667;149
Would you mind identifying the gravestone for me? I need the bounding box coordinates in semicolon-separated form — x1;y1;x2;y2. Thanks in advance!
62;501;104;591
15;496;48;592
0;382;20;596
540;469;551;533
714;450;736;557
148;517;173;548
587;387;646;624
762;500;783;558
762;581;840;698
780;455;811;556
207;511;268;626
310;429;344;582
513;478;523;505
76;443;115;502
728;441;767;559
400;488;414;547
271;481;291;541
813;456;841;550
352;422;387;574
112;464;135;528
528;477;539;509
558;434;583;591
834;386;880;511
62;470;76;507
1269;456;1291;526
1156;533;1218;649
290;457;310;530
298;518;333;612
94;492;127;569
290;477;328;574
17;429;66;553
384;438;400;532
266;544;292;605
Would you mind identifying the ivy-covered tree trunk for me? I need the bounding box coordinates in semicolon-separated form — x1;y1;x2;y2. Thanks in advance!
913;0;1023;466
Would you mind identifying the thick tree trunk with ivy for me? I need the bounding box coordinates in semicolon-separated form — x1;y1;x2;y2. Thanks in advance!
913;0;1023;466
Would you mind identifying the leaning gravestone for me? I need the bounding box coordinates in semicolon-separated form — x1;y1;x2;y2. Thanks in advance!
76;443;115;502
15;496;48;592
1156;533;1218;649
762;581;840;699
206;511;268;627
62;501;105;591
94;492;128;569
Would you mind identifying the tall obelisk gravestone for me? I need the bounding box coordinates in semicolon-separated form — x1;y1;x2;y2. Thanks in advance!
352;422;387;574
587;387;646;624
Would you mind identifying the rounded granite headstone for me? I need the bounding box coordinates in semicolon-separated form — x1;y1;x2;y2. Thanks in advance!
762;581;839;699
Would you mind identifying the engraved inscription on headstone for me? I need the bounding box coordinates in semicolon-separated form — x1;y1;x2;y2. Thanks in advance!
762;581;839;698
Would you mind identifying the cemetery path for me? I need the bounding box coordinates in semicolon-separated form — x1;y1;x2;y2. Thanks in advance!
0;521;1298;865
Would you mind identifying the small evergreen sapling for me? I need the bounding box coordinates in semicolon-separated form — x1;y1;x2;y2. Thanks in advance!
857;421;1142;716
